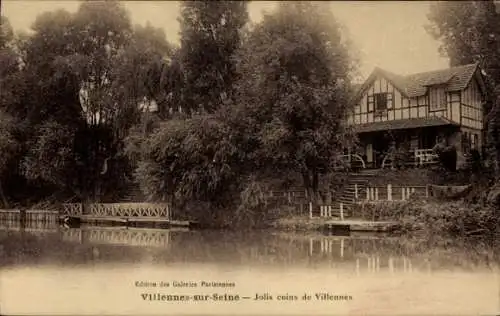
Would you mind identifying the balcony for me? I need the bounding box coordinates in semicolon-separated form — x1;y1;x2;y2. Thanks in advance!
382;148;438;169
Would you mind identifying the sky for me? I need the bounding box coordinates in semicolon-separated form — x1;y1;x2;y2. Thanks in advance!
1;1;450;80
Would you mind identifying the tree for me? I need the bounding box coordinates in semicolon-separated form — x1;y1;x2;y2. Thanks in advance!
232;1;356;202
18;1;174;201
178;1;248;113
0;16;23;115
426;1;500;85
132;114;241;207
0;110;18;207
426;1;500;175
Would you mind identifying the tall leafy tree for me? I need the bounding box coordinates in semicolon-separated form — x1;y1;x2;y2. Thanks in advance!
0;110;18;207
0;17;25;206
178;1;248;113
426;1;500;86
232;1;356;202
19;1;174;201
426;1;500;174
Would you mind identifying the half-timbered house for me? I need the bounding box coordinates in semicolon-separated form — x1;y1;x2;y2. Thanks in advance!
346;63;487;169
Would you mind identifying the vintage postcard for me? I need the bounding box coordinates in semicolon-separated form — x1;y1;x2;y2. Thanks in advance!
0;0;499;315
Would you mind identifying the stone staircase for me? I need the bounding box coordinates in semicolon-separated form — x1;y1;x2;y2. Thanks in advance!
121;182;146;202
322;169;379;218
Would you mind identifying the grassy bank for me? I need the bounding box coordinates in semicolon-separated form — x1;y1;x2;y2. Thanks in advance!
353;199;499;238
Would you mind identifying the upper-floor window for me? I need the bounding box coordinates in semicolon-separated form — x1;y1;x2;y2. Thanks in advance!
429;86;447;111
368;92;392;112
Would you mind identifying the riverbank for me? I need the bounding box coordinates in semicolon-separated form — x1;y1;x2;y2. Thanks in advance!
268;198;499;239
269;216;399;233
0;197;498;240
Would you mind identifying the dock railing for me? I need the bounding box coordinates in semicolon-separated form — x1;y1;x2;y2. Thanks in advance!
62;202;171;219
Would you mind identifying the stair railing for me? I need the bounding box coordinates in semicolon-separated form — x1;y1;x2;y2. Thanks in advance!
338;153;366;169
381;154;393;169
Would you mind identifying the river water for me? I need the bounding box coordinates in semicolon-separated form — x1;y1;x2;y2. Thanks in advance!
0;221;498;315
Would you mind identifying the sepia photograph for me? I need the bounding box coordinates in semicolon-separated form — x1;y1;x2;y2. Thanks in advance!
0;0;499;315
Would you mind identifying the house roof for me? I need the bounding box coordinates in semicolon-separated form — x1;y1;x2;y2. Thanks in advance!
354;117;459;133
354;63;481;100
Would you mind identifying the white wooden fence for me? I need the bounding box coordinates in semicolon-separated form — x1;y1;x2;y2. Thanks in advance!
364;185;428;202
62;203;170;219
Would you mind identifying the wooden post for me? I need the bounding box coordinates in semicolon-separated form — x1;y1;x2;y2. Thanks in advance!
425;184;429;198
401;187;405;200
387;184;392;201
309;238;313;257
375;188;379;200
287;192;292;204
366;187;369;200
340;238;344;258
340;203;344;221
309;202;313;219
354;184;358;199
328;205;332;217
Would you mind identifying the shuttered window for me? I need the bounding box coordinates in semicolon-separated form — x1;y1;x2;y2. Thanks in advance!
368;93;392;112
429;86;447;110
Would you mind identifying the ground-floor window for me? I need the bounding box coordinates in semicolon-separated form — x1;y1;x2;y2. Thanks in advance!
471;133;478;150
462;132;469;153
461;131;480;153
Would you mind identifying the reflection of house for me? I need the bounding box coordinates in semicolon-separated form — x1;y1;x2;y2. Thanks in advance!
347;63;486;169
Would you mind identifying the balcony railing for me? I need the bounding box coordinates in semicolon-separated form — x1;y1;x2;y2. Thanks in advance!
414;149;439;166
382;148;439;169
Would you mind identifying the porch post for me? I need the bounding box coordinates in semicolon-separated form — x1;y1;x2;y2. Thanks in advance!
354;184;359;199
387;184;392;201
401;187;405;200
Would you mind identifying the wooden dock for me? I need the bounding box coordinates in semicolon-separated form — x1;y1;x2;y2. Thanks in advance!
59;203;197;229
61;215;194;229
323;220;400;233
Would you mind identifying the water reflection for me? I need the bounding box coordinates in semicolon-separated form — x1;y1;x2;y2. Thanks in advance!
0;220;498;315
0;220;497;272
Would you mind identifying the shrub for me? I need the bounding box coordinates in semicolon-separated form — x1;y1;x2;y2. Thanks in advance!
355;199;499;237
